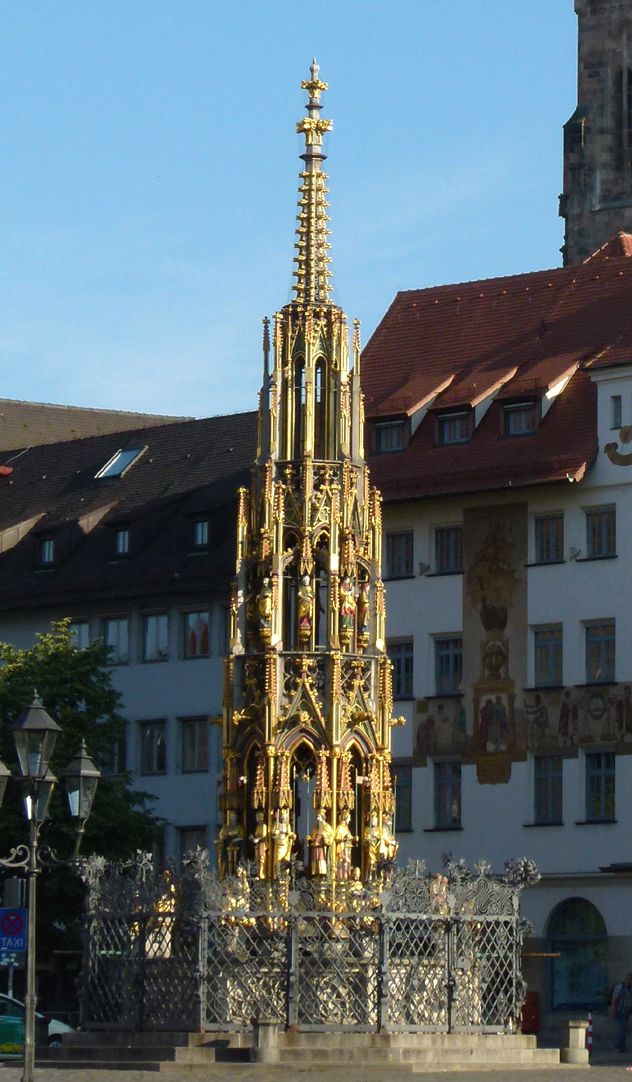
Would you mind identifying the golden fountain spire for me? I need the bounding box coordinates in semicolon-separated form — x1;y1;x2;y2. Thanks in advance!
220;63;401;891
293;59;333;306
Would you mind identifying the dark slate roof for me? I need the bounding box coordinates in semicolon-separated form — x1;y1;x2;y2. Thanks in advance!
0;398;190;453
0;412;258;611
362;234;632;502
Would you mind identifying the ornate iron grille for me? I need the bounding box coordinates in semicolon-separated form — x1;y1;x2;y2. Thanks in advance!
78;853;537;1034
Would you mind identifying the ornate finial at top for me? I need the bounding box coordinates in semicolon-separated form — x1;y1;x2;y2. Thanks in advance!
293;60;333;306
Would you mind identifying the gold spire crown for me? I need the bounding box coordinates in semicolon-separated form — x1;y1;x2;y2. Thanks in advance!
293;59;333;306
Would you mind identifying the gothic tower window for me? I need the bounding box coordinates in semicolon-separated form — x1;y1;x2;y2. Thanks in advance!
293;356;305;460
283;558;299;650
314;358;327;459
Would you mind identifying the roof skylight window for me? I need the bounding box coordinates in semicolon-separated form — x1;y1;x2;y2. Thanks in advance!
96;447;145;480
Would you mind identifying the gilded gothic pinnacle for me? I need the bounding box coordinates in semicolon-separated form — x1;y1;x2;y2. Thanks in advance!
219;64;401;891
293;59;333;306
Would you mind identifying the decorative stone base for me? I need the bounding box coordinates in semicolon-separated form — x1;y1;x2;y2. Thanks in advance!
252;1028;562;1070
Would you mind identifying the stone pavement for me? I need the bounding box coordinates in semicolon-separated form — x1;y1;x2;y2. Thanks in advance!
0;1064;631;1081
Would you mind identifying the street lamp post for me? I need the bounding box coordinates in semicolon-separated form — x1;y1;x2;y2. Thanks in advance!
0;693;100;1082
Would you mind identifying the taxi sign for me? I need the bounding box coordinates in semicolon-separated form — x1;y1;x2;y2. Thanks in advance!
0;908;27;955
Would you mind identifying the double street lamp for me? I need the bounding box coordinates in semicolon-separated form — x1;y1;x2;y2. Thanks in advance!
0;693;100;1082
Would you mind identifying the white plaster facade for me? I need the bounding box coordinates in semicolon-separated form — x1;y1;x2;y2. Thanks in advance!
0;597;227;864
384;368;632;1009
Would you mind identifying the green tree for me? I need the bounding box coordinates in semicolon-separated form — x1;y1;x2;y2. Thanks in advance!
0;619;162;957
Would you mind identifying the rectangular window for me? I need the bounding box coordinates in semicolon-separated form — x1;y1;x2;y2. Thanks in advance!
434;637;463;694
193;519;209;549
180;717;209;772
437;412;469;445
534;625;563;686
534;514;564;564
385;531;413;578
114;528;129;556
69;621;90;650
103;617;129;664
435;526;463;573
394;764;412;832
96;447;144;479
143;613;169;662
612;394;622;429
585;621;615;684
388;639;413;699
140;721;167;775
39;537;55;566
534;756;563;823
183;611;210;658
504;402;537;436
586;506;616;558
100;736;126;777
585;751;615;821
434;762;461;829
179;826;208;863
375;420;405;453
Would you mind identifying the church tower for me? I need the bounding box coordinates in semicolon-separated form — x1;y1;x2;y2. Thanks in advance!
218;64;400;886
560;0;632;264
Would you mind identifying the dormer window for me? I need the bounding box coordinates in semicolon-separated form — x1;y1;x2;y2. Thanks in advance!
38;537;55;566
503;401;537;437
193;519;209;549
375;420;406;454
96;447;145;480
437;411;469;445
114;527;130;557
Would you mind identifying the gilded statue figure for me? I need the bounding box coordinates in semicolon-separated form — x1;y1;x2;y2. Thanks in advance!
215;809;244;878
250;810;268;879
272;808;296;877
363;810;382;877
380;814;399;864
226;864;251;916
339;575;356;634
348;866;364;911
257;577;273;637
297;574;314;644
334;809;354;880
307;809;333;877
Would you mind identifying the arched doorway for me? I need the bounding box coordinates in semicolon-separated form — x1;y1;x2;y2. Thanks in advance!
547;897;608;1010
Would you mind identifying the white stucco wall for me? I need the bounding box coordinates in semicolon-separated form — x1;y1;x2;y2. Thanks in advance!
384;370;632;942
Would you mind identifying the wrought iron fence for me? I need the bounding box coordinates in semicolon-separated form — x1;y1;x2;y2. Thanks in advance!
78;852;538;1034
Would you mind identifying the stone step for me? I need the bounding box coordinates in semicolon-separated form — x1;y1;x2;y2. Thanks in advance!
275;1045;560;1066
174;1045;250;1065
36;1060;162;1072
40;1040;250;1068
39;1045;181;1062
281;1031;538;1049
61;1030;196;1047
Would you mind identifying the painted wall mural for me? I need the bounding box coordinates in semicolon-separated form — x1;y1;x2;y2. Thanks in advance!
463;503;527;783
414;684;632;770
413;501;632;780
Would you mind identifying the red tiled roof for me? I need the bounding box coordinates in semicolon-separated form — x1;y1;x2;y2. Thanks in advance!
363;235;632;501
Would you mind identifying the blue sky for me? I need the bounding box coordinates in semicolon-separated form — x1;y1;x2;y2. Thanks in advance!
0;1;577;418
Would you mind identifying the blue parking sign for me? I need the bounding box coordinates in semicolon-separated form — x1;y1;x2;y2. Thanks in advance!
0;909;27;955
